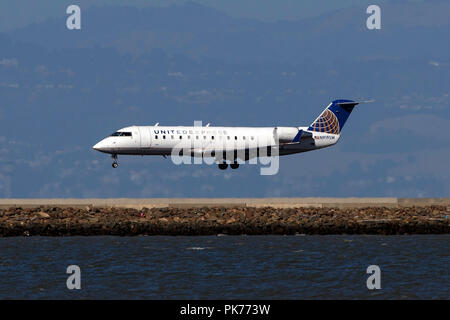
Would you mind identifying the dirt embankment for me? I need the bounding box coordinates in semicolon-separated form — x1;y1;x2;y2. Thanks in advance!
0;206;449;236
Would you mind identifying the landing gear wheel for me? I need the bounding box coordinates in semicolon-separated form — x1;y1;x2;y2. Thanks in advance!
218;163;228;170
230;163;239;169
111;154;118;168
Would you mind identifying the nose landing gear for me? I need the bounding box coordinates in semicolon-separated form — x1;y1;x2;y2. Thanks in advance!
112;154;118;168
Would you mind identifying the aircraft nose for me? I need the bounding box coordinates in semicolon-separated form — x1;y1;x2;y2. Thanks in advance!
92;140;105;151
93;138;114;153
92;142;100;151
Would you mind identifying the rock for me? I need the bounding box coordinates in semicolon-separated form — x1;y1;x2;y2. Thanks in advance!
38;212;50;219
0;205;448;236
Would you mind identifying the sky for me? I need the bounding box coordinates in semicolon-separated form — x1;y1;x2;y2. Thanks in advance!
0;0;448;198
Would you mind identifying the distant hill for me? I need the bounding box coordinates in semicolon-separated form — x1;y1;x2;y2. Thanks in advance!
7;1;450;63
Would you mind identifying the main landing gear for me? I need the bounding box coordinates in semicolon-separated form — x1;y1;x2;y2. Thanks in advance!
218;162;239;170
112;154;118;168
218;163;228;170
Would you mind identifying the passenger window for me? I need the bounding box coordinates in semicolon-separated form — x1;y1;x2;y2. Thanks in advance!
179;136;182;139
196;136;199;139
227;136;230;140
212;136;214;140
163;135;166;139
235;136;237;140
155;135;158;139
171;135;174;139
243;136;246;140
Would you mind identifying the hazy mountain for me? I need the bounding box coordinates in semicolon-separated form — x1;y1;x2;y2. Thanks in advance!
8;1;450;63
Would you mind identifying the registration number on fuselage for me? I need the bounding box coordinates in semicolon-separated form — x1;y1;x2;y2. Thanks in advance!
314;135;336;140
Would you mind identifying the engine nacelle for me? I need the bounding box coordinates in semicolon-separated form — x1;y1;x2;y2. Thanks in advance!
275;127;299;143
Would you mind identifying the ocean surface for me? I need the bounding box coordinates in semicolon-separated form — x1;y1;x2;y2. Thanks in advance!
0;235;448;299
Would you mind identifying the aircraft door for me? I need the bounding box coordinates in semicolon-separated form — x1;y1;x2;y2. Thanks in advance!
131;127;140;148
138;127;151;148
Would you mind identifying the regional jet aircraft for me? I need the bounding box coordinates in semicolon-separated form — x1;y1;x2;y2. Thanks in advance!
92;99;371;170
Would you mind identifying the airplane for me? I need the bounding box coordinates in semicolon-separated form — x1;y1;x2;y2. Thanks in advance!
92;99;371;170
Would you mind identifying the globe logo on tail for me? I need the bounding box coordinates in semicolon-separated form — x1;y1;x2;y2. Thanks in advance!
311;109;340;134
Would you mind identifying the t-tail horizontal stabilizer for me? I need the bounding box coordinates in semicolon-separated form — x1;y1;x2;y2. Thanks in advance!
336;100;375;106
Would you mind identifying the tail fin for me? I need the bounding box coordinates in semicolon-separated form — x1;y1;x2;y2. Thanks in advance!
308;99;373;134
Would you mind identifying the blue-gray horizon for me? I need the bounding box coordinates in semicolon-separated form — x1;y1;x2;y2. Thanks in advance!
0;0;448;198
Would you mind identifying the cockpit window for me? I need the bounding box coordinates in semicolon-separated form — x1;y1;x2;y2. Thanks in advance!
110;132;132;137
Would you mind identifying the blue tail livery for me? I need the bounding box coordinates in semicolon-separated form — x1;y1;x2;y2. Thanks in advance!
308;99;373;134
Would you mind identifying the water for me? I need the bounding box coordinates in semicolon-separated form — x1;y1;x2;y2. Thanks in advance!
0;235;448;299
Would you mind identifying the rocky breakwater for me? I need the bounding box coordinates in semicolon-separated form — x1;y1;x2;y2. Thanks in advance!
0;206;449;236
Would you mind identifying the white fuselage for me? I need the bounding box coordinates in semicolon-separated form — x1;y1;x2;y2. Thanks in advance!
91;98;364;170
92;125;340;159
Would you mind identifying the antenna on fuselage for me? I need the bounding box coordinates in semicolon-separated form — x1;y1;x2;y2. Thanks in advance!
155;122;159;126
206;123;210;127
